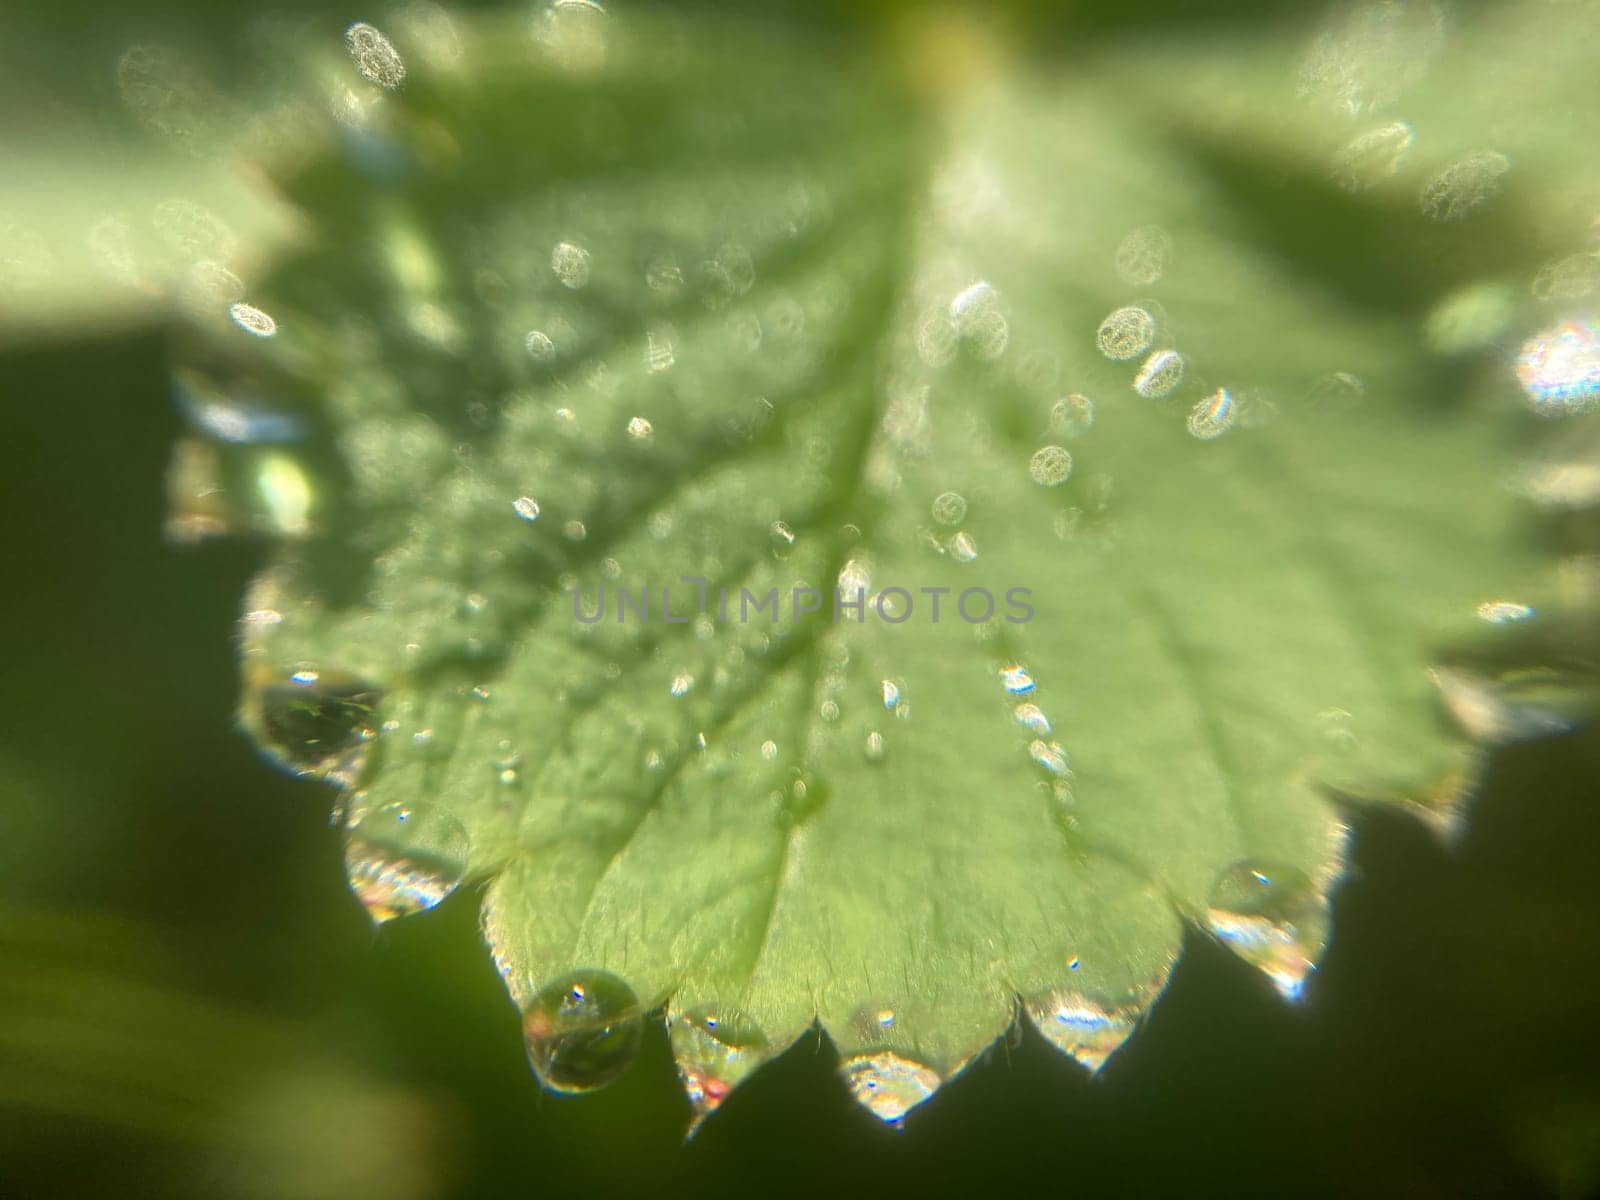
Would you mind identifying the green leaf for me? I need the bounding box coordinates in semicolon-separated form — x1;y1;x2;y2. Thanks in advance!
158;2;1598;1125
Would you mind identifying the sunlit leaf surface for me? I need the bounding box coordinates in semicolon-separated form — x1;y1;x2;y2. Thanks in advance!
89;0;1600;1123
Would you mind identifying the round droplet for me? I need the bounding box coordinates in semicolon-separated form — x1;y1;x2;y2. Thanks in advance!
1029;444;1073;487
669;1006;770;1123
551;241;592;289
1096;306;1155;361
863;730;886;763
1186;388;1238;440
512;496;541;521
1205;862;1329;1000
250;671;381;784
1114;226;1172;286
949;530;979;562
345;21;406;89
1050;394;1095;436
930;491;968;526
626;415;654;441
1133;349;1185;398
343;801;469;923
522;970;643;1094
1419;151;1510;222
839;1052;941;1126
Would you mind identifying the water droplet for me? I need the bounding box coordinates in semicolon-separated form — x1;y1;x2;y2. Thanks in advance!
1186;388;1238;440
670;1006;769;1125
248;671;381;784
838;557;873;599
645;326;676;374
1029;444;1073;487
1134;350;1186;398
551;241;592;289
999;664;1035;694
670;672;695;697
1430;665;1596;744
522;970;643;1094
1332;121;1415;191
343;801;469;923
761;739;779;762
881;679;903;710
1419;151;1510;222
563;519;587;541
1532;253;1600;303
524;329;557;363
512;496;541;522
1014;703;1052;735
537;0;611;72
1023;991;1142;1073
930;491;968;526
227;302;277;338
645;253;684;295
1515;320;1600;415
1096;306;1155;361
915;307;958;367
626;415;654;441
1030;739;1070;777
1050;394;1095;436
949;530;979;562
345;21;407;89
770;520;796;549
949;281;1009;360
1205;862;1329;1000
864;730;886;763
1476;600;1535;625
1114;225;1173;286
839;1052;941;1126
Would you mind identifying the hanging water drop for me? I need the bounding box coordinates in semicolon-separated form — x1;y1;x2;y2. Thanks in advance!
1430;664;1597;743
1204;861;1329;1000
522;970;643;1094
247;670;381;784
669;1006;770;1126
839;1052;942;1126
343;801;470;923
1023;990;1143;1073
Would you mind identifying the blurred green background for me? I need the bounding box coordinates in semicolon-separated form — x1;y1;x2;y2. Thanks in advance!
3;0;1600;1195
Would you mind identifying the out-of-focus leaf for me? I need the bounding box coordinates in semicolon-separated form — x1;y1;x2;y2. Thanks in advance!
151;2;1600;1125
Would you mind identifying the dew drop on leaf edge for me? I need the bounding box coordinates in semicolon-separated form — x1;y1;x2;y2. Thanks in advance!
343;800;470;923
522;969;644;1095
